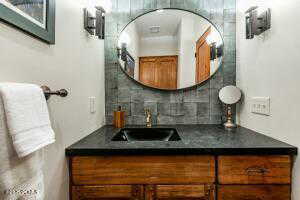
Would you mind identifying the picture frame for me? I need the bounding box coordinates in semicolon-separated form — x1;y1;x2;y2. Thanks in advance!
0;0;55;44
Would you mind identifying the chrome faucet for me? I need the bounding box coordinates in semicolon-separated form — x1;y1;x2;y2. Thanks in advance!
145;109;152;127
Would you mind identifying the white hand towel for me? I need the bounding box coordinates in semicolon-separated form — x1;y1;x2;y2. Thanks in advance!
0;83;55;157
0;96;45;200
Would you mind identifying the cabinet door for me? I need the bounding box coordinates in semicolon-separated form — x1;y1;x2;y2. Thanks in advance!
72;185;144;200
139;56;178;89
145;185;215;200
139;57;157;88
218;185;290;200
196;27;211;84
218;156;291;184
155;56;177;89
72;156;215;185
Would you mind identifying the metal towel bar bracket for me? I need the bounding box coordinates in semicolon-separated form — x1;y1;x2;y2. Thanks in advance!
41;85;68;100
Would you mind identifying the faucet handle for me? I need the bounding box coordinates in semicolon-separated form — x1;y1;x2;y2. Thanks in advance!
145;108;152;127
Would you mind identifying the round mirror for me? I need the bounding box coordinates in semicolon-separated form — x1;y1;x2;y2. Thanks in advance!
117;9;224;90
219;86;242;105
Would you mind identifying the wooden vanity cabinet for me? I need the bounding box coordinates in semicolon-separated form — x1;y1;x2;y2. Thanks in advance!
69;155;292;200
145;185;215;200
71;156;215;185
218;156;292;184
217;155;292;200
72;185;144;200
72;184;214;200
218;185;290;200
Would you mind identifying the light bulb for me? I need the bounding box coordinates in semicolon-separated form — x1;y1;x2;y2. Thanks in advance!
98;0;112;13
118;32;131;47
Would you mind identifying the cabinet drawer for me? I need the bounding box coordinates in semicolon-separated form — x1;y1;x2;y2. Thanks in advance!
72;185;143;200
218;185;290;200
218;156;291;184
145;185;215;200
71;156;215;185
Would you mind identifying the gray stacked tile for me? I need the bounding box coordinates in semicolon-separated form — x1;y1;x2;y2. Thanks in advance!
105;0;236;125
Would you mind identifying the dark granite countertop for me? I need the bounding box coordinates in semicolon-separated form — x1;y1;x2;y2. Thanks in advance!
65;125;297;156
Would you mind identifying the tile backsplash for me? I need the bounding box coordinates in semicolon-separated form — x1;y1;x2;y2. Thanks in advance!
105;0;236;125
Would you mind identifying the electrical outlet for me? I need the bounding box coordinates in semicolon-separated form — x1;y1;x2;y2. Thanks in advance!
89;97;96;113
251;97;270;116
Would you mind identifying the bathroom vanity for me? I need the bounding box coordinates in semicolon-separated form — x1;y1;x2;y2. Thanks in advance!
64;5;296;200
66;125;297;200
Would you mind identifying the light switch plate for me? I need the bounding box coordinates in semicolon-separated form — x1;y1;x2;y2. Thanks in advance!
89;97;96;113
251;97;270;116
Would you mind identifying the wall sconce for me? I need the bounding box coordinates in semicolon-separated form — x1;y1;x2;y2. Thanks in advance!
210;43;223;60
245;6;271;39
117;47;121;58
84;7;105;39
120;44;128;61
117;43;129;62
210;43;217;60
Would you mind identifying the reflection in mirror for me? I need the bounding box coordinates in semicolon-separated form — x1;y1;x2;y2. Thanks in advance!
117;9;223;90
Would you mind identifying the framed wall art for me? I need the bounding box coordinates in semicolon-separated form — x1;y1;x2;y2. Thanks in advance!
0;0;55;44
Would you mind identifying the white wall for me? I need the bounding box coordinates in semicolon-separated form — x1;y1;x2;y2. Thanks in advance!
178;17;196;88
0;0;105;199
193;18;210;43
177;16;216;88
139;35;178;57
236;0;300;199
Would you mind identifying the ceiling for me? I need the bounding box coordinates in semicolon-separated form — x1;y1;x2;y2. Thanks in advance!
134;10;189;38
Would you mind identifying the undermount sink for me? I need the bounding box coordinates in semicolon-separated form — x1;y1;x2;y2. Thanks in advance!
111;128;181;141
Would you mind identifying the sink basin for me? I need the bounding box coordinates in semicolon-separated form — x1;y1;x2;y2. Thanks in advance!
111;128;181;141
